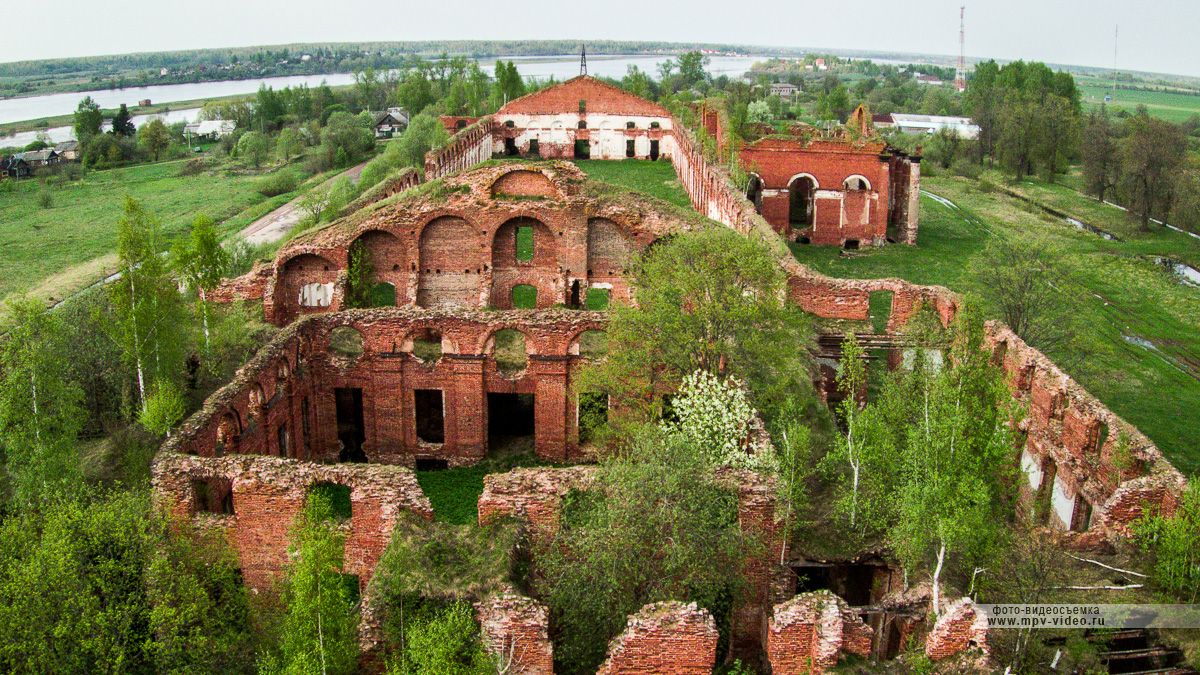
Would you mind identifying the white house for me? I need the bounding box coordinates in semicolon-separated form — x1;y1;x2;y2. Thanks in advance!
888;114;980;139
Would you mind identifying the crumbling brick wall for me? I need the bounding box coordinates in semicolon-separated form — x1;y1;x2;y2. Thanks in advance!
476;466;599;537
766;591;874;675
151;452;433;591
216;162;686;324
596;601;718;675
988;323;1185;547
925;597;989;662
425;116;493;180
161;309;609;468
476;589;555;675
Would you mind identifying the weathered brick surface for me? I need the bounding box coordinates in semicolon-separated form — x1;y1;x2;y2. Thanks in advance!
425;116;493;180
476;466;599;536
596;602;717;675
988;323;1185;546
219;162;689;325
925;597;988;662
151;452;432;591
160;308;608;467
766;591;875;675
476;590;555;675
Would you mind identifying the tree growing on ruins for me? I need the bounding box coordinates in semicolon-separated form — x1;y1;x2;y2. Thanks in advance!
580;227;816;430
536;428;750;673
110;197;189;413
343;240;375;309
172;214;230;352
0;298;84;510
1119;107;1188;230
886;307;1019;616
260;493;360;675
1135;479;1200;603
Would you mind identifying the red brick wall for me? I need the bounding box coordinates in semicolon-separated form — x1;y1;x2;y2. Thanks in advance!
497;76;671;117
425;116;493;180
151;452;433;592
596;602;718;675
161;309;608;468
925;598;988;661
249;163;684;324
987;323;1185;546
766;591;875;675
476;590;555;675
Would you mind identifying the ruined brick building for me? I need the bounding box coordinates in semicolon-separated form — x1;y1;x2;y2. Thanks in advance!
156;76;1185;673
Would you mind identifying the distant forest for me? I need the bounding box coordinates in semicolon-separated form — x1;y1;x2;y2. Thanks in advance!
0;41;795;98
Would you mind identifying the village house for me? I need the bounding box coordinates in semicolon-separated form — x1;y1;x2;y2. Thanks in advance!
769;82;799;99
0;155;31;179
54;140;80;162
184;119;237;139
372;108;409;138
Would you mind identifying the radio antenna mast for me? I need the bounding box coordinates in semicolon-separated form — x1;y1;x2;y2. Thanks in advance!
580;45;588;76
954;5;967;92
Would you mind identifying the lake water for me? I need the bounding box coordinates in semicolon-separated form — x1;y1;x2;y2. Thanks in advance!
0;54;762;129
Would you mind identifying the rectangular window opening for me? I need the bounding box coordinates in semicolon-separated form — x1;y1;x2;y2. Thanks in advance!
414;389;445;444
192;477;234;515
334;388;367;463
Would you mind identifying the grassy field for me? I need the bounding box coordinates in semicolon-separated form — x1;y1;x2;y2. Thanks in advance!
0;157;317;306
791;172;1200;472
572;158;693;208
414;444;549;525
1077;78;1200;123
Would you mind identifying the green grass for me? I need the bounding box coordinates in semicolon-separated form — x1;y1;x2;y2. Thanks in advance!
511;284;537;309
0;157;310;304
414;449;548;525
791;174;1200;472
515;224;534;262
584;287;610;310
572;158;692;209
1077;78;1200;123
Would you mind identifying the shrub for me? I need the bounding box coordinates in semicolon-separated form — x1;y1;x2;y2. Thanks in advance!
255;170;299;197
952;158;983;179
1135;480;1200;602
36;189;53;209
177;157;207;176
385;602;493;675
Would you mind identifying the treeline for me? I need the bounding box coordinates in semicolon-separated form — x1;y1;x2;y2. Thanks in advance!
0;40;775;98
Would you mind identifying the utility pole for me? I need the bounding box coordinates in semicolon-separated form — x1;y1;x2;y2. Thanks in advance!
954;5;967;92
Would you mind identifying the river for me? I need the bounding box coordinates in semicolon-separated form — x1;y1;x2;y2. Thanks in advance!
0;54;763;142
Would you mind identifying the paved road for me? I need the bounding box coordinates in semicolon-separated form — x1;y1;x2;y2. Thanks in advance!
239;161;368;246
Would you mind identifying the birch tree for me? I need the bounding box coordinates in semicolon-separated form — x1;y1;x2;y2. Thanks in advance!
889;308;1017;616
172;214;230;353
0;298;84;509
110;196;188;412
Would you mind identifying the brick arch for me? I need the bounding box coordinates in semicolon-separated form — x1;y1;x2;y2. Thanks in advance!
351;229;407;306
489;169;560;199
478;325;539;356
843;174;872;191
567;327;608;357
277;252;339;324
399;323;460;356
490;216;559;309
586;217;635;303
417;215;484;307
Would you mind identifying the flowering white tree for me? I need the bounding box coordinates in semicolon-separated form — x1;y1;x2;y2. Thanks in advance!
664;370;774;471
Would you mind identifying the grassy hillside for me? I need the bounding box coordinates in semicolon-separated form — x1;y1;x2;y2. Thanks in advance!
790;173;1200;472
0;158;311;305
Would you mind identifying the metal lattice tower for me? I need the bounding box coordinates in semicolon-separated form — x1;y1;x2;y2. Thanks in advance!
955;5;967;92
580;45;588;76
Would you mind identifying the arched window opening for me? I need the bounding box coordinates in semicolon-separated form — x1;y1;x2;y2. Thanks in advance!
491;329;528;376
788;176;817;228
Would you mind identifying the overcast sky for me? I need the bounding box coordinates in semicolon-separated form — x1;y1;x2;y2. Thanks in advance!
7;0;1199;78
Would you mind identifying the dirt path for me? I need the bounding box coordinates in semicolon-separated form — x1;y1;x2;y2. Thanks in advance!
238;161;368;246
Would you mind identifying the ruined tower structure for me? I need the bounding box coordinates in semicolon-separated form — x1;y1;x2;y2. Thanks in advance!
735;103;921;247
159;77;1185;673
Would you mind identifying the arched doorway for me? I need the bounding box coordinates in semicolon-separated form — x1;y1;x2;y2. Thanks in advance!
746;174;764;214
788;175;817;228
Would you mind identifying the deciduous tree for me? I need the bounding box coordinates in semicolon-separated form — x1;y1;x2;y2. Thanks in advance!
137;117;172;162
